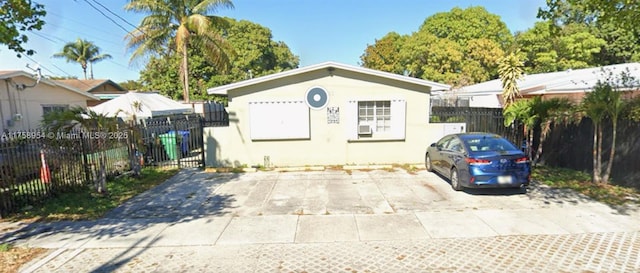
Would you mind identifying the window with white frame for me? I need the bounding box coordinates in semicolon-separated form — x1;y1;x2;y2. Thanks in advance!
346;99;406;140
358;101;391;134
42;104;69;115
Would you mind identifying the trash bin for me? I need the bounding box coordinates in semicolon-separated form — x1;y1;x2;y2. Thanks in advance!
158;132;178;160
168;130;190;156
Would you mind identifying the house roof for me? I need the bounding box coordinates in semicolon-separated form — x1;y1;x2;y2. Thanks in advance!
0;70;99;100
453;62;640;96
207;61;451;95
54;79;127;93
89;92;193;119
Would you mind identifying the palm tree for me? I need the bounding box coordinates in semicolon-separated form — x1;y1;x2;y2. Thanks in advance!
529;97;575;165
580;82;611;184
498;52;524;107
53;39;112;80
601;84;625;184
503;99;536;160
41;107;119;193
125;0;234;103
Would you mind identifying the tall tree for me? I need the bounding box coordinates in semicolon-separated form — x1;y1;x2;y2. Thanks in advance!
537;0;640;67
139;18;299;100
515;21;605;73
419;6;513;48
539;0;640;35
0;0;46;57
125;0;234;103
363;6;510;86
360;32;407;75
53;38;112;79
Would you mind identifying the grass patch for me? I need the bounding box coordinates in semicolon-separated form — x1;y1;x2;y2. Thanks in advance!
532;165;640;206
393;163;419;175
5;168;179;222
0;243;11;252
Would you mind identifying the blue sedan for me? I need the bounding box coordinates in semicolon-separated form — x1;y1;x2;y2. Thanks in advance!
425;133;531;191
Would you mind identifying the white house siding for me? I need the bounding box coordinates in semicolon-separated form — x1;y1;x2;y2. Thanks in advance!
467;94;502;108
1;75;91;131
204;69;453;167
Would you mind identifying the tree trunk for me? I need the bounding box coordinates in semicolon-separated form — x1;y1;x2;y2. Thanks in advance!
95;137;108;194
533;120;552;165
592;123;601;184
602;120;617;183
182;43;190;103
129;137;141;177
597;123;604;183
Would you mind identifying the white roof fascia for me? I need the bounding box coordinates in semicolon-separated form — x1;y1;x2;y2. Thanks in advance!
1;70;99;100
207;61;450;95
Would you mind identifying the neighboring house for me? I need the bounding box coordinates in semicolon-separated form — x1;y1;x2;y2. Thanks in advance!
54;79;127;107
437;62;640;108
0;70;99;132
204;61;458;167
89;92;193;120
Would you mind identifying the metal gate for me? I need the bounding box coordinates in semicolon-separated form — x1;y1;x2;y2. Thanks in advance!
136;114;204;168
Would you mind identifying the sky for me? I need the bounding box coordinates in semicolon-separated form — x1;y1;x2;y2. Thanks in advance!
0;0;547;83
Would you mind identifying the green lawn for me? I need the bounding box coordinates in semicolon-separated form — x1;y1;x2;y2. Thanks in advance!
532;165;640;206
5;167;179;221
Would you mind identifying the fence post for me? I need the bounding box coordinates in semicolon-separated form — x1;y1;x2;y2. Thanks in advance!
172;116;181;169
200;116;205;168
80;131;91;183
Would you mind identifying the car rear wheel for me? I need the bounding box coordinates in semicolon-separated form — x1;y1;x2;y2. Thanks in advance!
450;168;462;191
425;154;433;172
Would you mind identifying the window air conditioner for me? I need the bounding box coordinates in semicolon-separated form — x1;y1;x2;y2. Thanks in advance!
358;124;372;135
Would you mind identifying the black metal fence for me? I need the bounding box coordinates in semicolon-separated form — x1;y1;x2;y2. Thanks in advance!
0;129;132;217
202;101;229;127
430;106;525;146
0;114;206;217
136;114;204;169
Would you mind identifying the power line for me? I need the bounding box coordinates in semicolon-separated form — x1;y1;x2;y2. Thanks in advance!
81;0;133;36
90;0;142;32
28;31;62;44
22;54;75;78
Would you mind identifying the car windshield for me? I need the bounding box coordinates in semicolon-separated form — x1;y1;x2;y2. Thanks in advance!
462;135;518;152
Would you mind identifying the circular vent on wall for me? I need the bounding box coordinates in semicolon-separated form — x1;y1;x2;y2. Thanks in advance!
305;87;329;110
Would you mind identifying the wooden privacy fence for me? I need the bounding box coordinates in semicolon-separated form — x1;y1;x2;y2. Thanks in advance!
540;118;640;188
430;106;525;146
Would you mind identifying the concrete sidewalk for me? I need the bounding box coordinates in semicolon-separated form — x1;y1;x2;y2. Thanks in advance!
2;168;639;272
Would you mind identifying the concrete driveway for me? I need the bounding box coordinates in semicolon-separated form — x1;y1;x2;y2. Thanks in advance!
4;168;640;272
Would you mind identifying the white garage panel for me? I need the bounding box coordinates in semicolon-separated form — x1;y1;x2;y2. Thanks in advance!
249;101;310;140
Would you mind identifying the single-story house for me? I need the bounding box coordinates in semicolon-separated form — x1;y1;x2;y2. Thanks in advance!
89;92;193;121
436;62;640;108
204;61;462;167
54;79;127;107
0;70;99;132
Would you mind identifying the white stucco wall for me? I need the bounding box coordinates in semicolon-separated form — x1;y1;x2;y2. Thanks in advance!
1;75;91;131
204;69;456;167
467;94;502;108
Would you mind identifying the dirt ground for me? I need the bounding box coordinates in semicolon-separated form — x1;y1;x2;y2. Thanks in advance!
0;247;47;273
